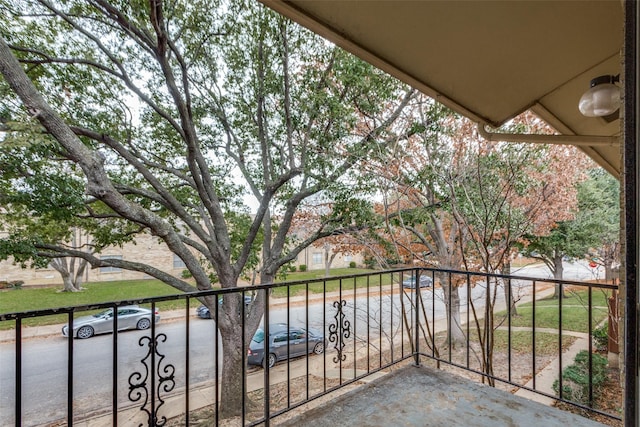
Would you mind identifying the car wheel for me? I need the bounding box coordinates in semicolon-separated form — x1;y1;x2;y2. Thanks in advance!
313;342;325;354
265;353;277;368
137;318;151;330
76;325;94;339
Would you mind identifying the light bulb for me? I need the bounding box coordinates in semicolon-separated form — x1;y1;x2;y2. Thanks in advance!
578;76;620;118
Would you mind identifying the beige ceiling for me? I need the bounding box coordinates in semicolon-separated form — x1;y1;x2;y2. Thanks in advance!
260;0;624;177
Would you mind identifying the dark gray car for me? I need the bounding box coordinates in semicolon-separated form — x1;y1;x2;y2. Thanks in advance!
196;295;253;319
62;305;160;339
401;275;433;288
247;323;326;368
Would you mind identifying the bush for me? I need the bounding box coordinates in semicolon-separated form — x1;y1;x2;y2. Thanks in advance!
364;257;376;269
288;265;297;272
553;350;608;404
593;322;609;352
299;264;307;272
349;261;356;268
181;269;193;279
0;280;23;290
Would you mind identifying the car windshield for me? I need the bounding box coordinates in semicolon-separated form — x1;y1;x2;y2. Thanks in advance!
252;329;265;343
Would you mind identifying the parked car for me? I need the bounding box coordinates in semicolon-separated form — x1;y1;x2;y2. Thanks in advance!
401;275;433;288
196;294;253;319
247;323;326;368
62;305;160;339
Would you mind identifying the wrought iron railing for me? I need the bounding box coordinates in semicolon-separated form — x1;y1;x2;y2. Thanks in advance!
0;267;620;426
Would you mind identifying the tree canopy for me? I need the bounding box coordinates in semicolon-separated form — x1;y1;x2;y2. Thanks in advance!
0;0;417;289
522;167;620;280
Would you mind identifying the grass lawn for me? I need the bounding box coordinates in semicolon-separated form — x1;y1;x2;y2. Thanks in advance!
0;279;187;329
492;329;577;356
496;288;612;333
436;329;576;356
0;279;182;314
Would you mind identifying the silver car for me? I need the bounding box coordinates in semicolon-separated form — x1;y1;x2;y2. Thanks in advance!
62;305;160;339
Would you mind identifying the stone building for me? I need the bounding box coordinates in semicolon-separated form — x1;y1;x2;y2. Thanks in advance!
0;231;363;288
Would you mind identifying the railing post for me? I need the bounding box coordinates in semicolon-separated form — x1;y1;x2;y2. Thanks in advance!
414;268;421;366
263;289;270;426
112;304;118;427
623;1;639;425
67;311;74;427
150;302;156;426
15;317;22;427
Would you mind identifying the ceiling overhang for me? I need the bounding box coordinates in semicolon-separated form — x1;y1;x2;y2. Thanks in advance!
260;1;624;177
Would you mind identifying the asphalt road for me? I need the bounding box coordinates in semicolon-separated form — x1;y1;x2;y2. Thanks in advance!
510;259;604;281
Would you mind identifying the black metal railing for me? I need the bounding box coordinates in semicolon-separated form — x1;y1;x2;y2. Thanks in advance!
0;267;621;426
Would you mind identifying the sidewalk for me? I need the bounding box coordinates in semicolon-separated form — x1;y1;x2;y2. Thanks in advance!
514;332;590;405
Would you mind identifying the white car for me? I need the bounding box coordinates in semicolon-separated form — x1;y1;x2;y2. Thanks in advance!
62;305;160;339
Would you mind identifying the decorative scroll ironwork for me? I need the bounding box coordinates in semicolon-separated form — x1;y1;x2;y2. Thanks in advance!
328;300;351;363
128;333;175;427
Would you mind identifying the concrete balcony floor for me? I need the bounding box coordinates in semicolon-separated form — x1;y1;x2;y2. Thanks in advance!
276;365;605;427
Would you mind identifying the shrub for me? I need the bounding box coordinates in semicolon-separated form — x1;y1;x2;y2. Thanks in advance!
0;280;23;290
593;322;609;352
364;257;376;269
181;269;193;279
299;264;307;272
349;261;356;268
552;350;608;404
288;265;297;272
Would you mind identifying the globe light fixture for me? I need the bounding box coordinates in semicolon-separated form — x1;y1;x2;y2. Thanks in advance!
578;74;620;118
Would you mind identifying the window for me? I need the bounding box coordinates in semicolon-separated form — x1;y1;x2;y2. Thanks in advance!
312;252;323;265
173;254;186;269
274;333;288;343
252;329;265;343
100;255;122;273
344;255;352;262
290;331;306;340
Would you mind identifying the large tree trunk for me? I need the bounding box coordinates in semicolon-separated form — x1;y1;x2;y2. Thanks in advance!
218;320;247;419
51;258;82;292
216;285;266;419
323;244;337;277
552;252;565;298
502;261;518;317
602;243;617;282
61;273;80;292
74;259;88;289
441;279;465;347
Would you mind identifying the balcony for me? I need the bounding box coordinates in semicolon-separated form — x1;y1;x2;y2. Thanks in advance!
0;268;620;426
